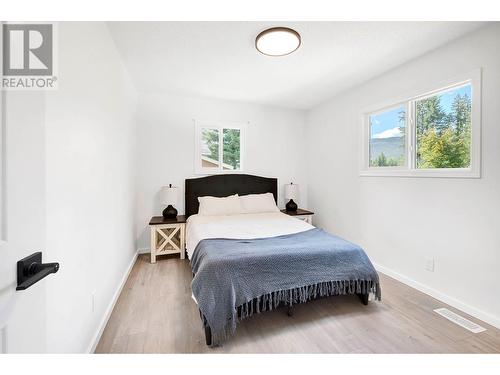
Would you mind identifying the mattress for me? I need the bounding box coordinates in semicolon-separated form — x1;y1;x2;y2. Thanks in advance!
186;212;314;259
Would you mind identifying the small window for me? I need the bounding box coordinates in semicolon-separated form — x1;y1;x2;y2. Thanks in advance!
195;121;245;174
222;128;241;170
361;70;480;178
369;106;406;168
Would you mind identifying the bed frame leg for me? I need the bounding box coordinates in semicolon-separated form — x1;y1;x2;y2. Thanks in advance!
204;324;212;346
287;305;294;317
357;293;369;305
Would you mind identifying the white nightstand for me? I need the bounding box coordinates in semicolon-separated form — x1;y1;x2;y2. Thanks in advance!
149;216;186;263
281;209;314;225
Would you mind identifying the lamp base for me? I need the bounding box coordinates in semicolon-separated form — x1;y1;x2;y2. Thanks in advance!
162;205;178;219
285;199;298;212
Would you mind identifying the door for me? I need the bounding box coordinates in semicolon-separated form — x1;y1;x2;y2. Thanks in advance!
0;84;50;351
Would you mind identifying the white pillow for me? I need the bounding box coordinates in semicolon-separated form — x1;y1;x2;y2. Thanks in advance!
197;194;242;216
240;192;280;214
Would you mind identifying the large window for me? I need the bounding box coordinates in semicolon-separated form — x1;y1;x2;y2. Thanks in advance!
361;71;480;178
415;85;471;169
195;121;245;174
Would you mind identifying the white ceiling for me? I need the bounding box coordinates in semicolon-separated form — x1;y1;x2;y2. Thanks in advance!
107;22;485;110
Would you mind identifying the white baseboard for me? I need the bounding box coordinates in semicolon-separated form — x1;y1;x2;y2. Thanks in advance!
137;247;150;254
374;262;500;329
86;250;139;353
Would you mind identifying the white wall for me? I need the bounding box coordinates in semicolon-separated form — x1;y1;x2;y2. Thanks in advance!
135;93;307;250
44;22;138;352
3;91;47;352
305;23;500;327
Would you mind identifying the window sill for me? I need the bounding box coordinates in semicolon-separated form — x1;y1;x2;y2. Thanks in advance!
359;168;480;179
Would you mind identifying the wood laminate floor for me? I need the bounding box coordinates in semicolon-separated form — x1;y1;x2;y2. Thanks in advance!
95;254;500;353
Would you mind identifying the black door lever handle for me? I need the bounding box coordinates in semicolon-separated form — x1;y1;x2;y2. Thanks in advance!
16;252;59;291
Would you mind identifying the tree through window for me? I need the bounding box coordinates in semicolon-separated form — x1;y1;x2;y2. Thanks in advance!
196;122;244;173
416;85;471;169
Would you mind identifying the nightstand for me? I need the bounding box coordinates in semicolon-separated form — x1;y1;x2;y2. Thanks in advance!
281;208;314;225
149;215;186;263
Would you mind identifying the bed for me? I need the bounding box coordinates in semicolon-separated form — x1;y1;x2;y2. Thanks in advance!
185;174;380;346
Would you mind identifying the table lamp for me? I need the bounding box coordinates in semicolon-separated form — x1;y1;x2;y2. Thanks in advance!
284;182;299;212
160;184;179;218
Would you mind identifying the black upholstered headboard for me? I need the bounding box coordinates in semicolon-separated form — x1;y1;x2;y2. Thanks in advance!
185;174;278;218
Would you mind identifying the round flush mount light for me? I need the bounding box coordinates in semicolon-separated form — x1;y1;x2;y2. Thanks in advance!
255;27;301;56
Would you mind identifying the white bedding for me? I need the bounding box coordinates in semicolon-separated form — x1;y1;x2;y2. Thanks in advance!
186;212;314;259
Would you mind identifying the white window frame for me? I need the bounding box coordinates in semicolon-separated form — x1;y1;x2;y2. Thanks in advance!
194;120;246;175
360;69;481;178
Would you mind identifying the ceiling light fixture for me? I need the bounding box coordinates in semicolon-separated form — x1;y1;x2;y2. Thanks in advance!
255;27;301;57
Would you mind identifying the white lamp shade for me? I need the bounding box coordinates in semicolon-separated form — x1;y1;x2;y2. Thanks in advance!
284;183;299;200
160;185;179;205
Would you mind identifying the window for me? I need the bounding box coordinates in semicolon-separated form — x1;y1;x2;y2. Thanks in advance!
195;121;245;174
415;85;471;169
369;105;406;167
361;70;480;178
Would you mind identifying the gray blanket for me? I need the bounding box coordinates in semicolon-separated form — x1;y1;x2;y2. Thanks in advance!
190;228;381;345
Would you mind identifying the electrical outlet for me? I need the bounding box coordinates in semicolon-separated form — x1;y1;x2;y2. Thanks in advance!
92;291;96;313
425;257;435;272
